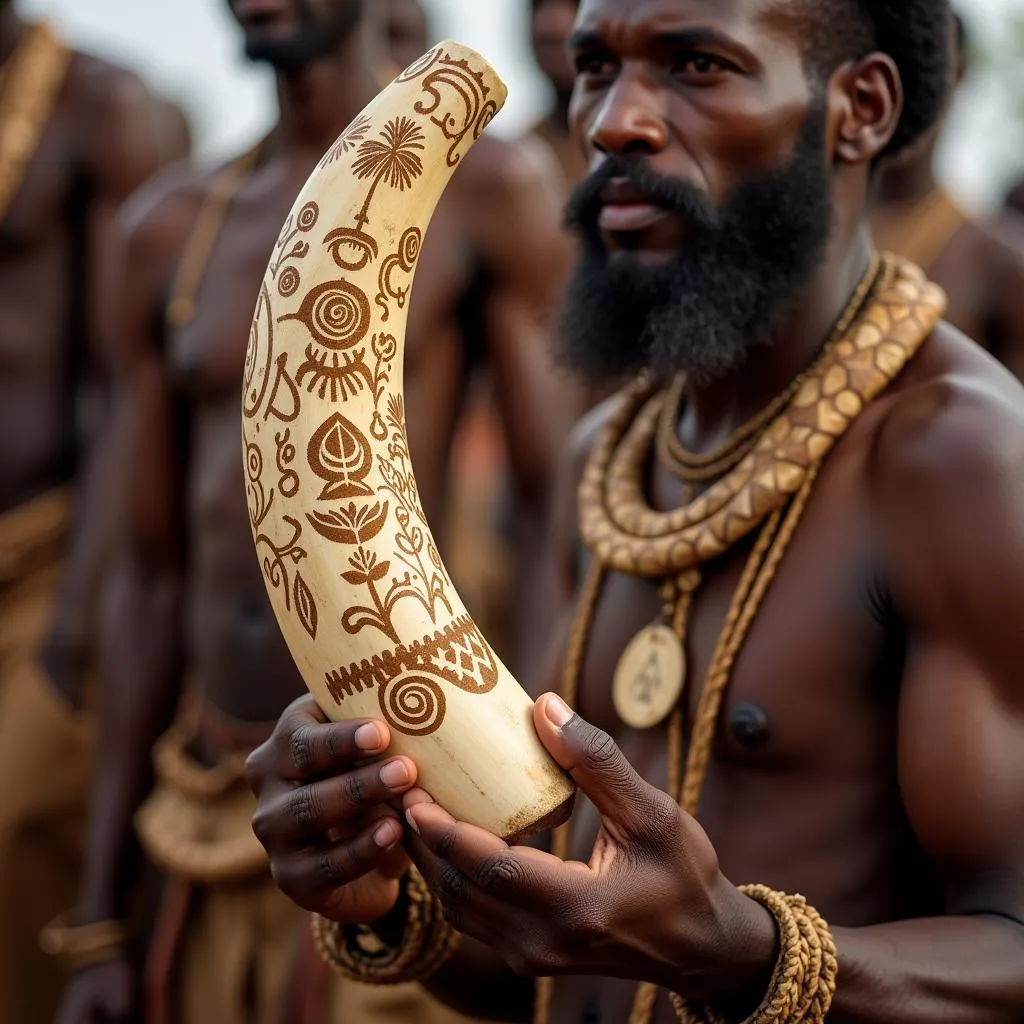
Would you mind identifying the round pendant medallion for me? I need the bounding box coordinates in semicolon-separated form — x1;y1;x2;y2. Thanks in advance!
612;624;686;730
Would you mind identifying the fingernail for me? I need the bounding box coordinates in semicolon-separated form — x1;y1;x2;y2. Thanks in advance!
373;820;400;849
405;808;421;835
380;759;410;789
355;723;383;752
545;694;573;728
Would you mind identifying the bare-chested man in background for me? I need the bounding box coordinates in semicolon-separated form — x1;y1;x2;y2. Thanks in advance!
871;11;1024;379
0;3;190;1021
528;0;585;190
56;2;569;1022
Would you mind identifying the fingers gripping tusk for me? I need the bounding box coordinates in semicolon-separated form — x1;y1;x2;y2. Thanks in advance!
241;43;575;841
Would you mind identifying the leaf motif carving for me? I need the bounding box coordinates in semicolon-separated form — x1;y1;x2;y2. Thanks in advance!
293;573;318;640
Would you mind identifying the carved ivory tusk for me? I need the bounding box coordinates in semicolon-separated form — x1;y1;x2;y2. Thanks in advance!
242;43;575;840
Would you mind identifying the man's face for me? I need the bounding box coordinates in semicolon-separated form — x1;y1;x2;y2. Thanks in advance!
554;0;837;386
226;0;363;71
383;0;429;73
531;0;580;97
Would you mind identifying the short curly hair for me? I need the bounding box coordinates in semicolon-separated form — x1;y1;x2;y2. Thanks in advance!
804;0;952;158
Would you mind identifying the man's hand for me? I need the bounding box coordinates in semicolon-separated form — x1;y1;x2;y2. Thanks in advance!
245;695;419;924
55;960;134;1024
404;694;777;1000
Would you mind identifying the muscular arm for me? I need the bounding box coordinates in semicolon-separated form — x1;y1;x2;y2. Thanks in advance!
45;70;191;702
825;377;1024;1023
75;180;192;923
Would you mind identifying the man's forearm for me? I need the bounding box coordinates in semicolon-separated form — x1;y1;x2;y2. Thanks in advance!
424;937;534;1023
77;564;182;922
824;917;1024;1024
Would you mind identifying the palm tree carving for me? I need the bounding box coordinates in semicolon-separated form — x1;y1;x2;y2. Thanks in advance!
351;117;425;230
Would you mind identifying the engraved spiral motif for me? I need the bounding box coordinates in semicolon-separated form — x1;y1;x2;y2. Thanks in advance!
278;265;301;298
379;672;447;736
246;442;263;483
303;280;370;350
297;201;319;231
399;227;421;266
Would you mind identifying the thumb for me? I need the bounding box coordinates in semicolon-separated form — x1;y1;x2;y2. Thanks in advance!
534;693;666;839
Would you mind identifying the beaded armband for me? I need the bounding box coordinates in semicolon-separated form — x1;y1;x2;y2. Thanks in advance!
670;887;837;1024
312;868;461;986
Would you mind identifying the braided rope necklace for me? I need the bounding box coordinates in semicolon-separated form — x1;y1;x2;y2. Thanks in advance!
655;257;882;486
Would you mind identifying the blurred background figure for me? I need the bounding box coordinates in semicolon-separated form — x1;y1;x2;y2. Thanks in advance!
527;0;584;190
381;0;429;72
871;10;1024;379
56;2;569;1023
0;0;189;1020
1005;177;1024;219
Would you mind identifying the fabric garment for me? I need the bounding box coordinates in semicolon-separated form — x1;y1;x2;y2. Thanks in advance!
0;489;94;1024
138;693;481;1024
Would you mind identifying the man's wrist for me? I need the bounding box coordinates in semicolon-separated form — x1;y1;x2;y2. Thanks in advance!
672;875;778;1007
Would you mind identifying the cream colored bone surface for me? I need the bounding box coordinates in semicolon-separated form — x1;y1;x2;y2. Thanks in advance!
242;43;574;839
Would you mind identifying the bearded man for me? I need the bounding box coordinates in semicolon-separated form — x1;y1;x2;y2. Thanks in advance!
245;0;1024;1022
55;1;569;1023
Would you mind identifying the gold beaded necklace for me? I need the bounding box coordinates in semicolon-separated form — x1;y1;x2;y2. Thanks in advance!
533;255;947;1024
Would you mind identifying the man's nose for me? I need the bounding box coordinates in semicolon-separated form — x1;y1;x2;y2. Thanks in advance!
587;71;669;157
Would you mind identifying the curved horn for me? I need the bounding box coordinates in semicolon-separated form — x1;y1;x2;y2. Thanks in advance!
242;43;574;840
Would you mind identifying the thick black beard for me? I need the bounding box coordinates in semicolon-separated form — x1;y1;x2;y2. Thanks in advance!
244;0;363;73
555;103;833;387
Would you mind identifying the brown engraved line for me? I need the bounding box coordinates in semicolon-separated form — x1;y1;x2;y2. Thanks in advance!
369;332;397;441
324;614;499;704
378;393;454;605
245;441;316;637
270;202;319;298
243;283;275;420
413;52;499;167
376;228;422;321
318;113;371;170
395;46;442;83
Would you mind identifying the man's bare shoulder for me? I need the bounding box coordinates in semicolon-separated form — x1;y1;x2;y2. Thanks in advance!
64;52;191;177
117;155;243;262
64;51;154;130
869;321;1024;558
454;133;566;208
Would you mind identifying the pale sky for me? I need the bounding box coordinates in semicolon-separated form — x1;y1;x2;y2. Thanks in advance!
18;0;1024;211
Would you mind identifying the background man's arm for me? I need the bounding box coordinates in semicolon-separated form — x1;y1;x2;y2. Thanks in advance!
474;137;588;681
43;70;191;703
825;384;1024;1023
74;178;193;927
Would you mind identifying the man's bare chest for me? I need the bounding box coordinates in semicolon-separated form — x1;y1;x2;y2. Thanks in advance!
568;451;908;886
169;187;471;399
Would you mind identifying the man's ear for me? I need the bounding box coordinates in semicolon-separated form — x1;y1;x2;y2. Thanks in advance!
828;54;903;166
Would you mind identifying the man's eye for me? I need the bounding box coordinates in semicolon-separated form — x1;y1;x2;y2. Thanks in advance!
674;53;724;75
575;55;617;76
